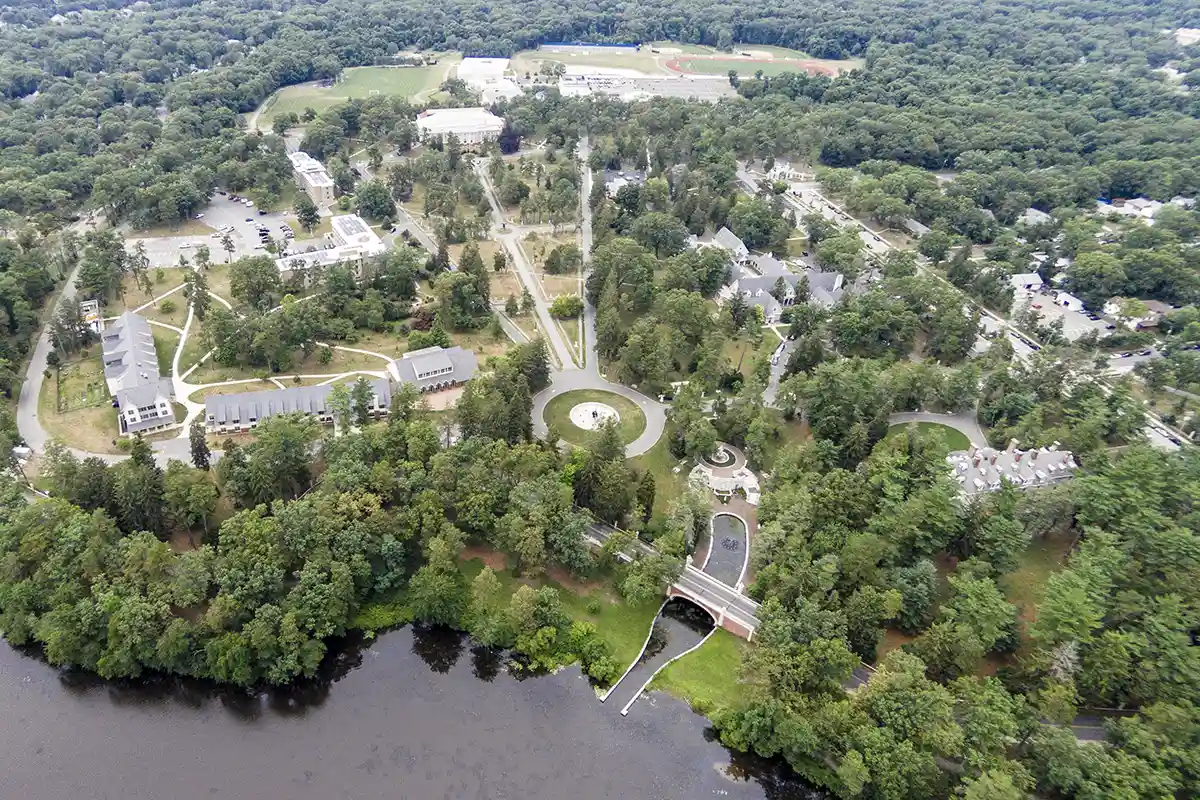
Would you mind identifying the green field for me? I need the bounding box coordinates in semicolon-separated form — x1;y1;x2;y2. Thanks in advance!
884;421;971;454
678;57;818;78
649;629;748;714
257;60;457;126
544;389;647;448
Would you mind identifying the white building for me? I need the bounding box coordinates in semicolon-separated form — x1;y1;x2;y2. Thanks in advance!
275;214;387;284
457;58;521;104
1055;291;1085;312
1010;272;1043;292
414;107;505;147
288;151;335;205
1016;208;1052;227
1096;197;1164;222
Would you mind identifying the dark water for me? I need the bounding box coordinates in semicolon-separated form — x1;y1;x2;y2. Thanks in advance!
603;598;715;713
0;623;823;800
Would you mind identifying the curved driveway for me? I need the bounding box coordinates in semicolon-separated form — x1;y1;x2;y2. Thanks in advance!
888;411;986;448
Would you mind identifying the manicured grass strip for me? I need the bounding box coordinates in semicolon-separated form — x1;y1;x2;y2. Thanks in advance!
544;389;647;448
649;628;747;714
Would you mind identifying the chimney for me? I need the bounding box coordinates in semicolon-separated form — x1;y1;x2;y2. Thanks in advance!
1006;438;1019;453
1015;451;1023;463
990;454;998;465
973;455;981;468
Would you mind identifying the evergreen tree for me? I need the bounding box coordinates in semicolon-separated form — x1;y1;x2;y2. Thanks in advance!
189;418;211;470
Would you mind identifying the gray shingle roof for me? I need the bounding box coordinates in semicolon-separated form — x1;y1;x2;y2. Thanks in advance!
102;311;161;394
205;379;391;427
393;346;478;390
713;227;748;259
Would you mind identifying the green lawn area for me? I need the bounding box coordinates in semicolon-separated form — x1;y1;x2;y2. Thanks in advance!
722;333;779;380
458;555;663;669
647;41;717;54
1001;532;1074;655
152;329;180;375
544;389;646;448
884;421;970;454
39;360;123;454
259;61;456;126
679;57;812;77
649;629;748;715
627;437;688;527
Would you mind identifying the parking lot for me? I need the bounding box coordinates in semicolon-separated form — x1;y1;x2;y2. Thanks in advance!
1014;288;1109;341
124;195;298;266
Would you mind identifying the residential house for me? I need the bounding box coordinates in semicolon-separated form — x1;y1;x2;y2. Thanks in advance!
204;379;392;434
903;218;931;237
710;226;750;264
1016;208;1052;227
393;346;479;392
1102;297;1175;329
101;312;176;435
719;261;845;324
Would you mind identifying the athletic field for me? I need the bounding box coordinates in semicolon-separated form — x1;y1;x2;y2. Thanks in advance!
257;58;458;125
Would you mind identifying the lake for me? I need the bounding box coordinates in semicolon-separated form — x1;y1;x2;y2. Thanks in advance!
0;623;823;799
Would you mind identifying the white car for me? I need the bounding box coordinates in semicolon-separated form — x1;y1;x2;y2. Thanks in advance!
179;242;193;249
243;199;254;207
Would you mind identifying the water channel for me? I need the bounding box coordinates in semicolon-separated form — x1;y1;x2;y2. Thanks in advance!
0;622;825;799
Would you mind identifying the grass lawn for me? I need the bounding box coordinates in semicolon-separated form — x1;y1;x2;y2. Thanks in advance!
544;389;647;448
259;61;457;126
451;328;514;360
152;329;180;375
38;367;123;454
627;437;688;527
129;219;211;238
1001;532;1074;655
188;380;280;404
679;57;813;77
884;422;971;454
647;41;717;55
185;344;390;385
511;48;671;77
649;629;748;714
723;334;778;380
459;554;663;669
286;216;333;239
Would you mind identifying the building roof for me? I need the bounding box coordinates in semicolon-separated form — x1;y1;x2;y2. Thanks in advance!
903;218;931;237
749;253;790;277
330;214;383;248
276;215;386;273
288;151;334;189
102;312;161;394
947;444;1077;493
414;107;505;136
1010;272;1043;287
393;346;478;389
205;379;391;427
1017;207;1052;226
712;227;748;259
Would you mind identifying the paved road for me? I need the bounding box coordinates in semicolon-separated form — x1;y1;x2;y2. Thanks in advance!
474;161;577;371
702;512;749;589
888;411;987;448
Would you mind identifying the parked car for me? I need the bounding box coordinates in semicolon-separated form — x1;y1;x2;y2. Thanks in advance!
1119;352;1133;358
193;213;205;219
179;242;193;249
1140;349;1153;356
244;199;254;207
259;209;267;215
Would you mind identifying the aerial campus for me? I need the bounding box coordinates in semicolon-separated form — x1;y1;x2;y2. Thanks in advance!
0;6;1198;800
